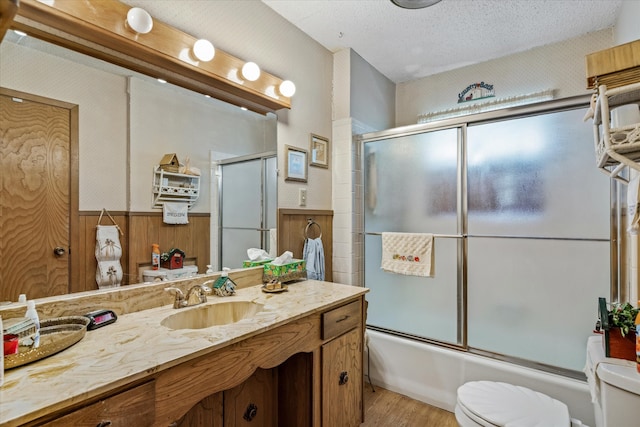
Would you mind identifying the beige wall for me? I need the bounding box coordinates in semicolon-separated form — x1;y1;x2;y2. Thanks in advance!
395;30;613;126
120;0;335;211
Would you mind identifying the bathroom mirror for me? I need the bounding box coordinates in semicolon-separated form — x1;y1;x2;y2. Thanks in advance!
0;30;277;301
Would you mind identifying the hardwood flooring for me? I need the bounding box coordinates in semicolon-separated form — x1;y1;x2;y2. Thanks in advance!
362;383;458;427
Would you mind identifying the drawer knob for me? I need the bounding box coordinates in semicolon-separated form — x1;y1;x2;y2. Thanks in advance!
96;421;111;427
339;371;349;385
243;403;258;421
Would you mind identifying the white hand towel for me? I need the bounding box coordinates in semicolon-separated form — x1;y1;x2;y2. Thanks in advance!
381;232;434;277
303;237;325;280
269;228;278;258
95;225;123;261
163;202;189;224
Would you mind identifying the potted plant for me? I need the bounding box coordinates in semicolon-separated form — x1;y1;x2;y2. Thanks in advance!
597;297;639;360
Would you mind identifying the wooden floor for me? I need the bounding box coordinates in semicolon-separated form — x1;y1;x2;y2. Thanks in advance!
361;383;458;427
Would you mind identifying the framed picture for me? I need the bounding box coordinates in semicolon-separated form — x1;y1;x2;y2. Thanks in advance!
285;145;308;182
310;134;329;168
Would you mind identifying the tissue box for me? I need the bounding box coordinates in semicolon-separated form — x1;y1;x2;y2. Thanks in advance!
263;259;306;283
242;259;273;268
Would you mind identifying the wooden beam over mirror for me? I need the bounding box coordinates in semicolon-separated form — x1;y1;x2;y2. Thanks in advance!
9;0;292;114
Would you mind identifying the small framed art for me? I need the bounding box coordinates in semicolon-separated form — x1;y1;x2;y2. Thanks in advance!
285;145;308;182
310;134;329;168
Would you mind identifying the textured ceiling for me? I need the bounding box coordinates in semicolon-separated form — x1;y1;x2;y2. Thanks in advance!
261;0;623;83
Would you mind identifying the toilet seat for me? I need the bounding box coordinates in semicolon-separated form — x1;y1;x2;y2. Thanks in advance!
456;381;571;427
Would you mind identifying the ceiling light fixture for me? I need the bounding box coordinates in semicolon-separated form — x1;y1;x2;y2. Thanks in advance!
390;0;442;9
241;62;261;82
193;39;215;62
279;80;296;97
126;7;153;34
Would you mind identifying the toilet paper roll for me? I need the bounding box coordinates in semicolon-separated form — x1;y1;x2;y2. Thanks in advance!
610;104;640;128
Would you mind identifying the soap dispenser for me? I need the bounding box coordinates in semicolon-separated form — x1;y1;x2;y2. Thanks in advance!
212;267;236;296
24;300;41;348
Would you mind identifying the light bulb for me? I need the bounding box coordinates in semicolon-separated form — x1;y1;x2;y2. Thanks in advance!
126;7;153;34
242;62;261;82
279;80;296;97
193;39;215;62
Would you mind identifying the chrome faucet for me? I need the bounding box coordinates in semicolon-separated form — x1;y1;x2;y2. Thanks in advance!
165;284;211;309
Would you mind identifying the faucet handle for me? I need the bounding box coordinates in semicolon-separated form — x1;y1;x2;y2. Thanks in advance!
165;287;186;308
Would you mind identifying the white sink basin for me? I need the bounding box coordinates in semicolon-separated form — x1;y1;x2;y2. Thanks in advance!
161;301;264;330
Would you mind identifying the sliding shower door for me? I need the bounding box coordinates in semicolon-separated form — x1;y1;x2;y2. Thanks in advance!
466;109;610;371
362;98;612;374
364;127;461;344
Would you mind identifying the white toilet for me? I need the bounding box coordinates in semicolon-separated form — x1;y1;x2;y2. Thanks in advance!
455;335;640;427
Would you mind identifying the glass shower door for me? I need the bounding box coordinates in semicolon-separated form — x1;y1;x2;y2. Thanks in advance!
363;128;461;344
220;156;276;269
466;108;610;371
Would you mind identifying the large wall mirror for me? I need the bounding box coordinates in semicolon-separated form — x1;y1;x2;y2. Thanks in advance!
0;29;277;301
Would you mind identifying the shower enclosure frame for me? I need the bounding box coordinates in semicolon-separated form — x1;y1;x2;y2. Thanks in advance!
358;94;620;379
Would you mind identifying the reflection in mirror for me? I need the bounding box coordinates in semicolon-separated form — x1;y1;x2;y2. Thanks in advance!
0;30;277;302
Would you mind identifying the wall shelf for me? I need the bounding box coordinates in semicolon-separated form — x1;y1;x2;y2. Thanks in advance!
591;82;640;183
152;166;199;209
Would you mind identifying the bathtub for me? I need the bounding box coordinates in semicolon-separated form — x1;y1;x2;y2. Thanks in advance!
365;329;595;427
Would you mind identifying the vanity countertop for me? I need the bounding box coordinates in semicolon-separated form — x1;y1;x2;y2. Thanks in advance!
0;280;368;426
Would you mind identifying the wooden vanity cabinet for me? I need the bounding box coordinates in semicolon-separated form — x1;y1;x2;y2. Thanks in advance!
38;381;155;427
24;295;364;427
321;301;364;427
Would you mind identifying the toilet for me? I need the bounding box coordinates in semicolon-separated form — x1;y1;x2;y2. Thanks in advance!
455;335;640;427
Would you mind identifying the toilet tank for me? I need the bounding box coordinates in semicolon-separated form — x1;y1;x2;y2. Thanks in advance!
585;336;640;427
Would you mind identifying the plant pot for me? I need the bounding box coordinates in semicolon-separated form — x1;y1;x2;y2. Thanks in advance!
602;327;636;361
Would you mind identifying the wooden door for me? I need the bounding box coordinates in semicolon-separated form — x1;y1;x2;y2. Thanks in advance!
0;88;78;301
322;328;363;427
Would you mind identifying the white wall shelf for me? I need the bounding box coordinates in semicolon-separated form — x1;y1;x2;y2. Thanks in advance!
592;81;640;183
152;166;200;209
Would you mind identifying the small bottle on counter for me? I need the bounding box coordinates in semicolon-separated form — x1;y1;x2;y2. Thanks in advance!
152;243;161;270
25;300;41;348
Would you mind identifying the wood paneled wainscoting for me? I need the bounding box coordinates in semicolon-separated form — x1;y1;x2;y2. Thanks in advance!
278;209;333;282
77;211;210;292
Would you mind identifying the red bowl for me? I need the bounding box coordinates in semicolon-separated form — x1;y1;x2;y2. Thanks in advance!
3;334;19;355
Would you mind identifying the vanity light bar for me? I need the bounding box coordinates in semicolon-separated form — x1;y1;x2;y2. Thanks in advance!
15;0;294;114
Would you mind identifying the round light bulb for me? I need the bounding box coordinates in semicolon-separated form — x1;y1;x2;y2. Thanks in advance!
279;80;296;97
193;39;215;62
242;62;261;82
126;7;153;34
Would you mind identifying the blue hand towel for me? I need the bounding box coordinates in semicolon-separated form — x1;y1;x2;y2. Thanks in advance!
303;237;325;281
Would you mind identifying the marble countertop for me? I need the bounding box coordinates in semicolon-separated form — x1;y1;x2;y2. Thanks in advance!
0;280;368;426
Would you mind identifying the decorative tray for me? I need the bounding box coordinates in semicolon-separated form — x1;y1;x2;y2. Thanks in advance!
4;316;90;370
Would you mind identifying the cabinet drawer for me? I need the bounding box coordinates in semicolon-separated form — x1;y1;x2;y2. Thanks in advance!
41;381;155;427
322;300;361;340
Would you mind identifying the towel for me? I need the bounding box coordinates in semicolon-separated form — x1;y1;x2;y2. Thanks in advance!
627;175;640;235
381;232;434;277
584;335;636;405
269;228;277;258
95;225;123;261
303;237;325;280
163;202;189;224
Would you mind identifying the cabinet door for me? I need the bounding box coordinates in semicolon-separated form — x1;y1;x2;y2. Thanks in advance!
41;381;155;427
224;368;277;427
322;328;363;427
